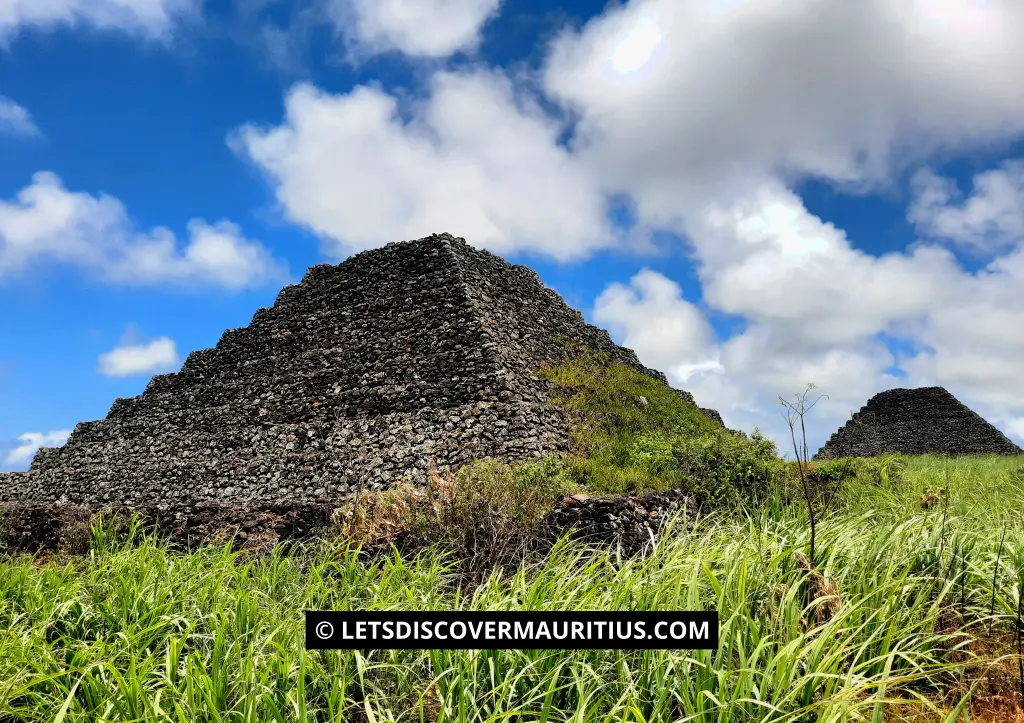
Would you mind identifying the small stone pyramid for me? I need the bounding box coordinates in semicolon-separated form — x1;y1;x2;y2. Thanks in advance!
815;387;1022;459
1;233;719;513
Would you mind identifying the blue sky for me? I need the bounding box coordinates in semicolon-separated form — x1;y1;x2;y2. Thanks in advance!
3;0;1024;469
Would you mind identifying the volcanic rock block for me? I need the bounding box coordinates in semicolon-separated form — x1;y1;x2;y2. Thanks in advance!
0;233;720;514
814;386;1022;460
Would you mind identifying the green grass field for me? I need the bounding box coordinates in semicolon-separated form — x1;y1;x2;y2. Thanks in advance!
3;454;1024;722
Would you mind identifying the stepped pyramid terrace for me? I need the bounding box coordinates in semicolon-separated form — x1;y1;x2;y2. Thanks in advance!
0;233;721;515
815;387;1022;460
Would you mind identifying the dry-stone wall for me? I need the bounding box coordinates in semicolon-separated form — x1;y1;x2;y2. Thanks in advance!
544;489;697;556
1;234;717;528
815;387;1022;459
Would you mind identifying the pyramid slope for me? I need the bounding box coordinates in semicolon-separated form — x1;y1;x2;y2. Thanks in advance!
815;387;1022;459
2;234;709;510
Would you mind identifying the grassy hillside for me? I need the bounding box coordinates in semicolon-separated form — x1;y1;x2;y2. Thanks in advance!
2;360;1024;721
2;457;1024;720
540;354;784;504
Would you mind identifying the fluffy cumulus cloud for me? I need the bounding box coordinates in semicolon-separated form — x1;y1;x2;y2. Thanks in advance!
0;96;40;137
544;0;1024;220
327;0;501;58
592;276;911;449
692;184;959;343
0;0;197;44
233;71;611;261
593;270;719;381
98;335;179;377
4;430;71;467
0;172;288;289
905;247;1024;410
909;162;1024;252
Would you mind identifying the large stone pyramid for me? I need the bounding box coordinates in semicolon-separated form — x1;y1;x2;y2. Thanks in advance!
815;387;1022;459
1;233;717;514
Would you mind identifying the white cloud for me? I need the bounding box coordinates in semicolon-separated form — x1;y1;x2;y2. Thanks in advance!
689;183;965;347
0;0;197;44
1005;417;1024;442
98;336;179;377
4;430;71;467
327;0;501;58
0;96;40;137
233;71;611;261
909;162;1024;252
544;0;1024;222
903;245;1024;414
0;171;288;289
593;269;719;381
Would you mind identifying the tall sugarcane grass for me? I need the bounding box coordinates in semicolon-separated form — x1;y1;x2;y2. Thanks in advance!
2;455;1023;722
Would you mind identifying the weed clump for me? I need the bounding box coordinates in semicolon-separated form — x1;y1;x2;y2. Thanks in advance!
813;456;863;483
335;457;575;579
870;452;908;488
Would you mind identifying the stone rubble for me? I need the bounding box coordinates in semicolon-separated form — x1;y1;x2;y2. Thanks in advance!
543;488;697;556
